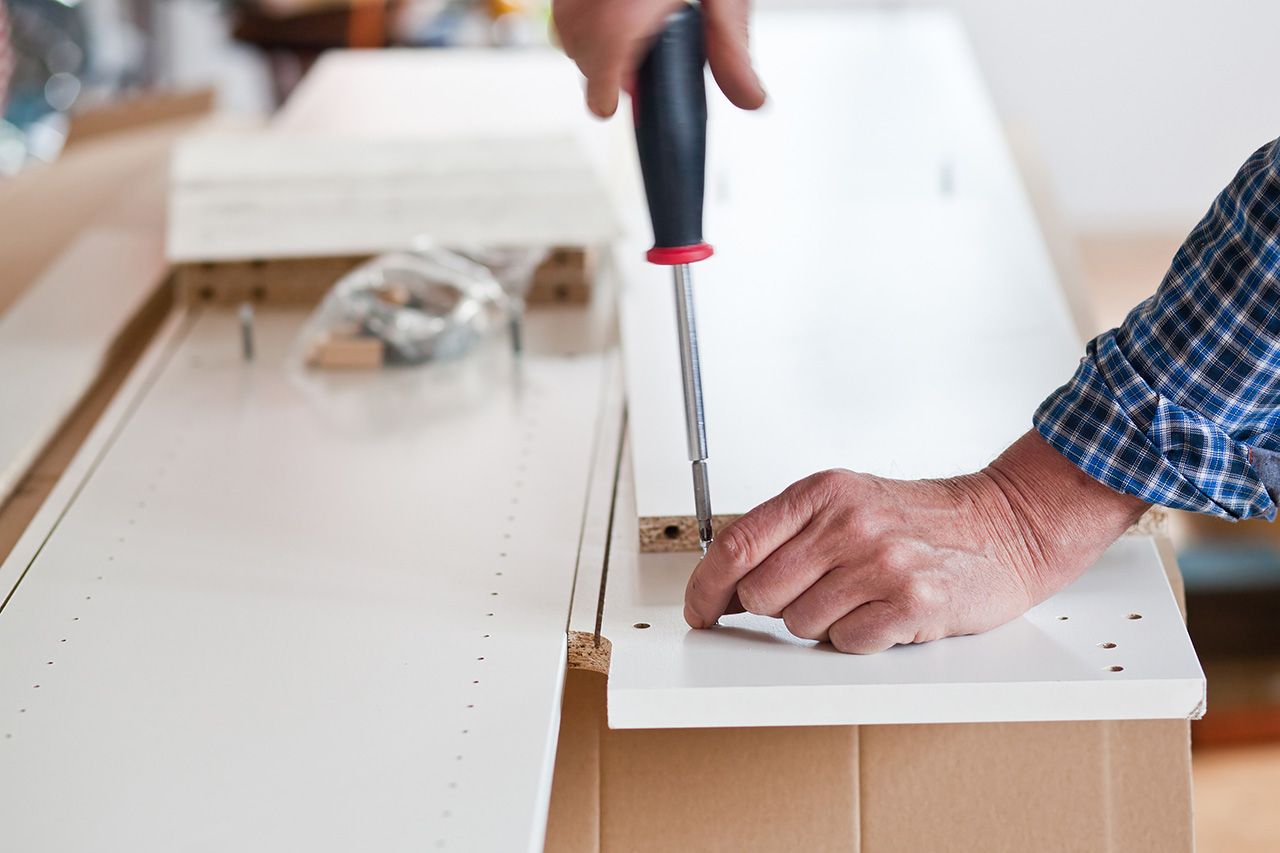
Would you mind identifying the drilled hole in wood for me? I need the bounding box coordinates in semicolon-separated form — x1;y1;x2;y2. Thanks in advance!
1099;642;1117;649
663;525;681;540
1127;613;1143;620
634;622;651;630
1106;665;1125;672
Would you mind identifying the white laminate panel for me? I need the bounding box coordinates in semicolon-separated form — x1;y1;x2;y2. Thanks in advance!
620;10;1081;525
602;436;1205;729
0;307;609;852
0;228;167;504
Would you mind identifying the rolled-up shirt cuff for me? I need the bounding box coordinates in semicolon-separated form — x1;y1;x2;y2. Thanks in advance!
1033;331;1275;521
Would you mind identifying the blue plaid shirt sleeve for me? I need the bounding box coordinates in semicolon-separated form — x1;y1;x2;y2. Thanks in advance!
1035;138;1280;521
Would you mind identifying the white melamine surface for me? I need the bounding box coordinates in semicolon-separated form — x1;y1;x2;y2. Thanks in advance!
0;228;166;504
619;10;1084;522
606;10;1204;728
169;50;624;264
0;308;610;852
602;439;1205;729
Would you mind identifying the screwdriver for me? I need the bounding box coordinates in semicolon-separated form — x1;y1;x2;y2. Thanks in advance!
634;1;715;555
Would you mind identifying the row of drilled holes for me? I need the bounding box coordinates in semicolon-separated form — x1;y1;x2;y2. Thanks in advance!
5;407;188;741
437;404;541;848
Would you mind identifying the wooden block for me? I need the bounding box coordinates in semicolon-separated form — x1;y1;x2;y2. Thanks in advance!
306;335;383;369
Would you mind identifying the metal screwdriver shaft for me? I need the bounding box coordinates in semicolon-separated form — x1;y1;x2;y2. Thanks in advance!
635;2;716;554
672;263;713;551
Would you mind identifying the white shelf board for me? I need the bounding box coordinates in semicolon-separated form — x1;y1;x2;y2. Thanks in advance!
0;228;166;504
619;9;1084;522
169;50;625;264
602;439;1206;730
0;307;611;852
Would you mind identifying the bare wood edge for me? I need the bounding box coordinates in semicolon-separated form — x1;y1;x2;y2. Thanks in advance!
1126;506;1169;538
567;630;611;675
174;247;593;308
641;506;1170;554
639;514;740;553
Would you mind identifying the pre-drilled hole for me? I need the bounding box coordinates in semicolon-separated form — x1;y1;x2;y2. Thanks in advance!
1127;613;1143;620
1106;665;1125;672
1099;642;1117;649
663;525;681;540
634;622;651;630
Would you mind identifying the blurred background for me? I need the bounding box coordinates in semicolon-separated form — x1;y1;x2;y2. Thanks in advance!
2;1;1278;848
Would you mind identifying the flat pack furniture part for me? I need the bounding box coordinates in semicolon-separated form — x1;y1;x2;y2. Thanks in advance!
0;229;169;507
599;432;1204;730
167;50;625;307
0;297;620;852
619;10;1087;550
546;424;1197;851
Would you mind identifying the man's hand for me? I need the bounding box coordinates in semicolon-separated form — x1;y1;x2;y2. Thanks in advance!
684;430;1149;653
552;0;765;118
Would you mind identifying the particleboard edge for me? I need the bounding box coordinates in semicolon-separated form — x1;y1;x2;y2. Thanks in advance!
567;630;611;675
641;506;1169;553
1125;506;1169;537
639;514;741;553
174;247;594;308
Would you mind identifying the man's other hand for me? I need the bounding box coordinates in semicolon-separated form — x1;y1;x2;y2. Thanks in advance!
552;0;765;118
684;430;1149;653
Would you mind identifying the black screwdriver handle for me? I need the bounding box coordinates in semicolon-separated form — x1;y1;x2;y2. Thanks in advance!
635;2;714;265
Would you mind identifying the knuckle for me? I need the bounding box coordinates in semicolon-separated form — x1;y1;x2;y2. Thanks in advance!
803;468;855;499
717;522;759;569
895;576;941;619
876;542;915;575
782;607;823;641
735;580;776;617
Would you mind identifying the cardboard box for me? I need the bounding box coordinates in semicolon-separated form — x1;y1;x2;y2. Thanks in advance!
546;542;1195;852
545;668;1192;852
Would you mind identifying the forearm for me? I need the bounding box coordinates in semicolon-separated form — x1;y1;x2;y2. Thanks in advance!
976;430;1149;603
1036;137;1280;521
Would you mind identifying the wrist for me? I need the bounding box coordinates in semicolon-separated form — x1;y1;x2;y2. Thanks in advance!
978;430;1149;602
